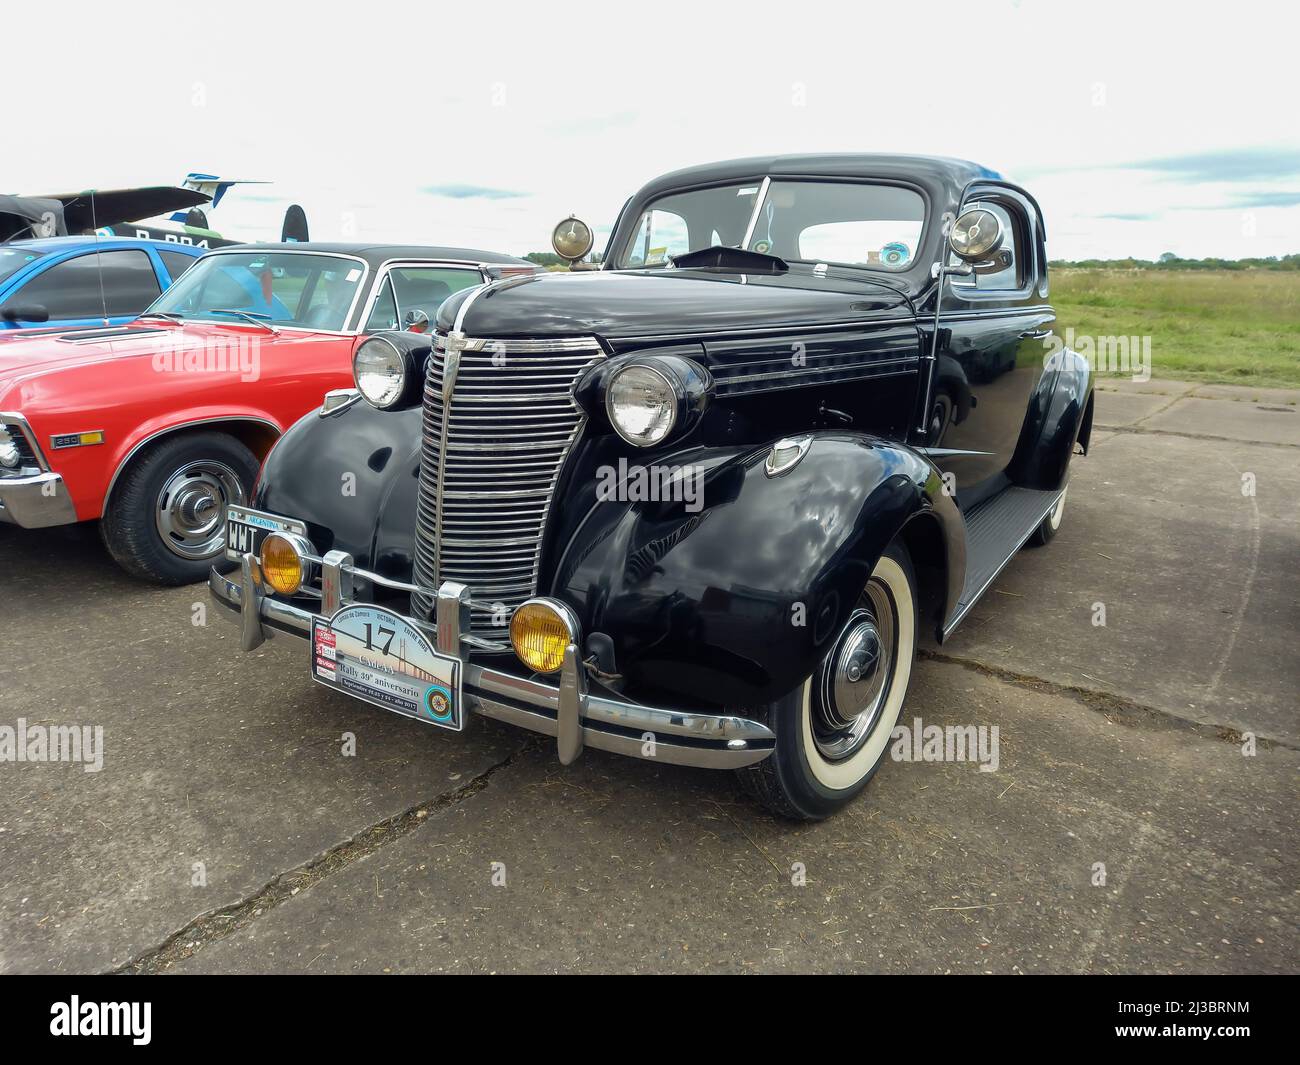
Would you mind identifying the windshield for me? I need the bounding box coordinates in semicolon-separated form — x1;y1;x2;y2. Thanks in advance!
146;251;365;330
618;180;926;272
0;247;46;286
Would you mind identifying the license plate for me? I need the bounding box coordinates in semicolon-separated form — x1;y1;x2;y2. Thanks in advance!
311;604;463;731
224;505;307;562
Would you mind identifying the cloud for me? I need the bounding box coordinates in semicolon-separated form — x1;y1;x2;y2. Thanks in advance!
1230;189;1300;209
1127;147;1300;183
420;184;527;200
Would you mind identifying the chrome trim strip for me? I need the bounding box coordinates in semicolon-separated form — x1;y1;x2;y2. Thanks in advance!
718;359;917;390
740;176;772;249
453;336;604;354
615;315;917;344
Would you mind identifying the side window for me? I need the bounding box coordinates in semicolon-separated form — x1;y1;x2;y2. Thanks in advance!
364;267;481;332
364;276;399;331
159;250;198;284
624;209;690;267
1;250;160;318
950;200;1025;293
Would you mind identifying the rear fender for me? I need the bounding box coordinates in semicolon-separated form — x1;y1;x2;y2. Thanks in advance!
1008;346;1093;490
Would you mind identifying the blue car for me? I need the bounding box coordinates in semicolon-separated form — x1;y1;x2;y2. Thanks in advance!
0;237;205;331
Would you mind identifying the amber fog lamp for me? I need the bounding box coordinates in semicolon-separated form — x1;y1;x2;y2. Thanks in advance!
510;599;578;675
260;533;307;595
948;208;1004;261
551;216;594;263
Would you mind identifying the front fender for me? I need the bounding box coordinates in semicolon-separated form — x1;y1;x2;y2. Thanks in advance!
252;400;422;588
553;433;960;709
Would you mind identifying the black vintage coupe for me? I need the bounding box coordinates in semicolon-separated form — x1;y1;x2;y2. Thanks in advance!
210;154;1093;820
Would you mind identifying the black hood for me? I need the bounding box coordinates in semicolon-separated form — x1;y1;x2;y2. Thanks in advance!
438;266;914;341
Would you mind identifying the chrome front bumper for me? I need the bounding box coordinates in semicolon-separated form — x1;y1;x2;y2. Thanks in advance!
209;558;775;770
0;471;78;528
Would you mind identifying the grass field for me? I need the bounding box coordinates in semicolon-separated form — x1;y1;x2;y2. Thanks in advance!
1051;269;1300;388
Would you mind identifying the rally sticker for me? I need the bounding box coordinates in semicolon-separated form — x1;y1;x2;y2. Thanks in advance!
310;605;462;731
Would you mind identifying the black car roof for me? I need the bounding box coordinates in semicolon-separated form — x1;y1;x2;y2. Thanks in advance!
221;243;532;267
633;154;1007;201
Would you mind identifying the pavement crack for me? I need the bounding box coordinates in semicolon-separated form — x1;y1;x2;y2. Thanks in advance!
1094;423;1300;450
111;745;526;974
918;649;1296;752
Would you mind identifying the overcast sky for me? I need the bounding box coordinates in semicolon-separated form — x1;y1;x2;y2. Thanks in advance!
6;0;1296;261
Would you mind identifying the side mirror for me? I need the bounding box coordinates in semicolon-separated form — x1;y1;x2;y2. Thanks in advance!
403;309;430;334
1;304;50;323
948;209;1004;263
551;215;594;266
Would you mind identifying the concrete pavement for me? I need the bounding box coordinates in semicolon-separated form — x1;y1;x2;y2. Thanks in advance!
1;377;1296;973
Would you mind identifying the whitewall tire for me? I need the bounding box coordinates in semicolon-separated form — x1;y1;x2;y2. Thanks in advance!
736;540;917;820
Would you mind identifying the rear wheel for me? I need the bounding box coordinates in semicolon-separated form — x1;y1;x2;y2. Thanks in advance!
102;431;259;584
1028;484;1068;546
735;540;917;820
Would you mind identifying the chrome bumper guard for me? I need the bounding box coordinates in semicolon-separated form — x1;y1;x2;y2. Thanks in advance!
209;555;775;771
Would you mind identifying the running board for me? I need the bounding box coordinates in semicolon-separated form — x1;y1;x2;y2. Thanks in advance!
942;486;1064;639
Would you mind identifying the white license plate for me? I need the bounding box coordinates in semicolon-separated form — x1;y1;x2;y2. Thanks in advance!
311;604;463;731
224;506;307;562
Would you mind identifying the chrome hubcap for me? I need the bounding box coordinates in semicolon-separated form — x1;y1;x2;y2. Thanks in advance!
155;461;245;560
811;581;897;761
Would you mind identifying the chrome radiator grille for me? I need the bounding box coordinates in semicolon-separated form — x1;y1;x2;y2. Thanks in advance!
411;333;605;634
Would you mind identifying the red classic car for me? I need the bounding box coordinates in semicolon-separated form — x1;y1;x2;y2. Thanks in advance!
0;242;536;582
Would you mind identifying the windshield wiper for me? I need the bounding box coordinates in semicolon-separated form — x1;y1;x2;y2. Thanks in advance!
211;309;280;334
137;311;184;322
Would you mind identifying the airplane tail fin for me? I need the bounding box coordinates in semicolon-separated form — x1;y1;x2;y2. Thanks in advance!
172;173;270;221
280;204;309;243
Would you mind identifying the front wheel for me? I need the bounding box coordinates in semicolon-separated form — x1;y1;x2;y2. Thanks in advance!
735;540;917;820
101;431;259;584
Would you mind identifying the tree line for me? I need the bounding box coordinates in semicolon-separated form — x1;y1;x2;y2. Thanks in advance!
1050;253;1300;271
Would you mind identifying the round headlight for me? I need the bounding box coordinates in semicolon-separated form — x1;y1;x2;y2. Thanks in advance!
509;599;578;674
606;363;677;447
353;337;406;409
0;427;19;469
260;533;307;595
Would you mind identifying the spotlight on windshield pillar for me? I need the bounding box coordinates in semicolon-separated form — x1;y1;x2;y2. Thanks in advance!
552;216;594;265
